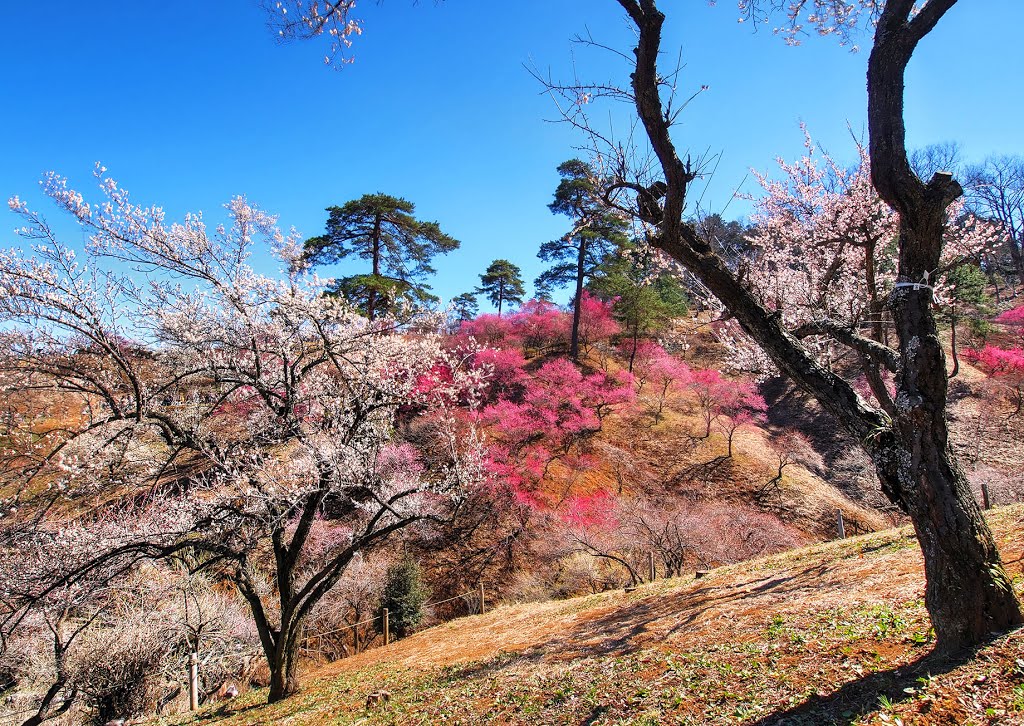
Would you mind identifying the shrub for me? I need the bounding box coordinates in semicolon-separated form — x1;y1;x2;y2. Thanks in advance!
377;558;430;639
68;618;170;725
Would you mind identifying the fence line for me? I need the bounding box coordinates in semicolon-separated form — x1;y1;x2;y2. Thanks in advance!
422;590;477;610
305;612;381;640
301;585;483;644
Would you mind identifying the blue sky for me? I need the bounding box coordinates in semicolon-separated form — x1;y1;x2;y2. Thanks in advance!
2;1;1022;310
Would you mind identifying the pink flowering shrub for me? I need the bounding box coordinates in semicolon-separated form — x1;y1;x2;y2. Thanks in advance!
458;300;579;356
576;293;621;353
479;358;635;506
963;344;1024;416
562;489;619;529
963;345;1024;378
995;305;1024;327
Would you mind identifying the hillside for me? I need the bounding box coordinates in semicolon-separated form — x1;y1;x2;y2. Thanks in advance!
160;506;1024;726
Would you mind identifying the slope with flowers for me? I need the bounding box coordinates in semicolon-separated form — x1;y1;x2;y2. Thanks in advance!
415;295;892;610
160;505;1024;726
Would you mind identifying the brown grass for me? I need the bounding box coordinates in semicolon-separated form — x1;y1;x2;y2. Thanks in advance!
157;505;1024;726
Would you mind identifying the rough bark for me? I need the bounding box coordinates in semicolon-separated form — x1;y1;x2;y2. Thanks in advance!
865;0;1022;650
570;239;587;361
614;0;1021;653
267;615;305;702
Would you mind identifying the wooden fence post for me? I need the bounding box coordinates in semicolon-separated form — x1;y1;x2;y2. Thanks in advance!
479;582;486;615
382;608;390;646
188;650;199;711
837;509;846;539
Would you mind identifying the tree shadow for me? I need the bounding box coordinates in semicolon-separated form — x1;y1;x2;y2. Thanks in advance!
446;560;833;681
748;647;976;725
204;699;265;720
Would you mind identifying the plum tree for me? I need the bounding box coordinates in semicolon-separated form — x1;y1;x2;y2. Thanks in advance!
0;171;485;702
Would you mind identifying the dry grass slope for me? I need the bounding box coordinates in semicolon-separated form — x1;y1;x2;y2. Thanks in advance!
156;505;1024;725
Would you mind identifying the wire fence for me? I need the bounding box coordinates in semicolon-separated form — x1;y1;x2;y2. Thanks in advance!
299;584;485;660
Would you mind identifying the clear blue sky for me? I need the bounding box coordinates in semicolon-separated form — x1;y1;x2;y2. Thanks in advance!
2;1;1022;310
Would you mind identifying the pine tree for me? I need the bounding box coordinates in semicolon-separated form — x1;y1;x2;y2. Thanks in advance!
450;292;479;323
591;246;688;371
476;259;526;317
536;160;629;360
302;194;459;320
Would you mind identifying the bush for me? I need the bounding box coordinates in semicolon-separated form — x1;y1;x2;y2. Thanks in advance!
377;558;429;639
68;618;170;725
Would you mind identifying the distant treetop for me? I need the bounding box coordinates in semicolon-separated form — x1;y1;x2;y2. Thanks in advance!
302;193;460;320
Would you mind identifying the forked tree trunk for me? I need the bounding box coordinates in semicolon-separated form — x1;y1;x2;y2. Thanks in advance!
866;1;1022;650
614;0;1022;655
267;614;306;703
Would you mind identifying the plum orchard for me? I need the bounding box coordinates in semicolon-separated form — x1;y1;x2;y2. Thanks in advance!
0;171;487;702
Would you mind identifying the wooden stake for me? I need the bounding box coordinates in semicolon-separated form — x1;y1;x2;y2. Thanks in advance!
382;608;390;646
189;650;199;711
648;551;656;583
837;509;846;539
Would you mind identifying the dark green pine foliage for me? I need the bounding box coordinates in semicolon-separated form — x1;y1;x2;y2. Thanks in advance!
476;259;526;317
450;292;479;323
377;558;429;639
536;159;629;360
590;244;689;371
302;194;460;320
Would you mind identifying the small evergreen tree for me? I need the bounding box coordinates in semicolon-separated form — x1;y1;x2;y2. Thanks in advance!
377;558;429;639
943;262;993;376
450;292;479;323
536;159;629;360
590;245;689;370
302;194;460;320
476;259;526;316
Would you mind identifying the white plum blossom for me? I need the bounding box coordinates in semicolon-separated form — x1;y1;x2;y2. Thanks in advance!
0;167;488;702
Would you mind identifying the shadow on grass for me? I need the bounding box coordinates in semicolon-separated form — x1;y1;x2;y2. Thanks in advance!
202;700;265;722
748;647;975;726
444;560;834;682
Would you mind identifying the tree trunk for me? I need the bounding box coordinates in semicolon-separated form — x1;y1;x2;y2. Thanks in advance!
267;616;304;703
875;434;1017;650
879;230;1021;651
865;2;1022;651
612;0;1023;656
368;213;382;321
20;680;74;726
628;325;639;373
570;239;586;360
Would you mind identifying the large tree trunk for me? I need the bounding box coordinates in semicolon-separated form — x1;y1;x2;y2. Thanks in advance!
876;210;1021;651
614;0;1022;655
267;615;305;703
866;1;1022;651
879;439;1018;650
